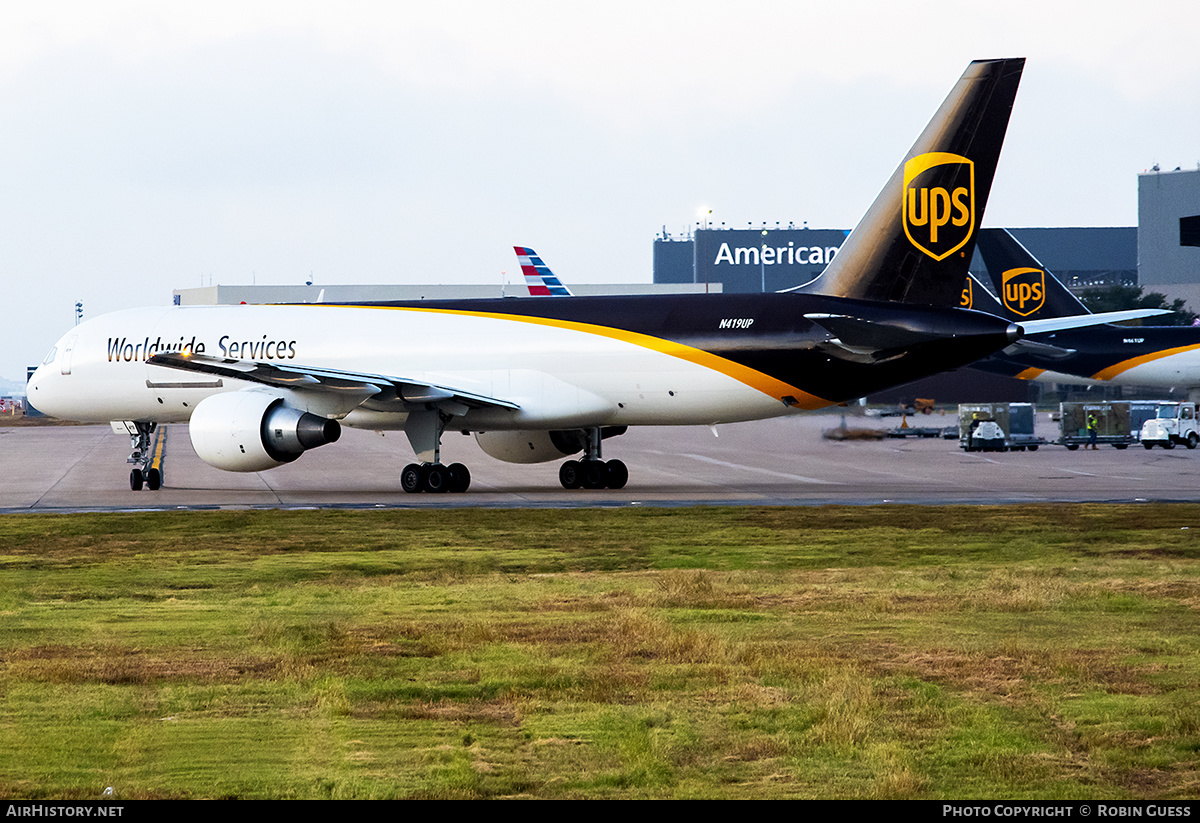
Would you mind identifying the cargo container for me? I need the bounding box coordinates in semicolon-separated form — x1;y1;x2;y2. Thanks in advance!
1059;401;1136;450
959;402;1043;451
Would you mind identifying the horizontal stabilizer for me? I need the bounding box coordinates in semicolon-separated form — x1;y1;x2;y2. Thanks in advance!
804;313;944;354
1002;339;1077;360
803;311;1001;365
1017;309;1171;335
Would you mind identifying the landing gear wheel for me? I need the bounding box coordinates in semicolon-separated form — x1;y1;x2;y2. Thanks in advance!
581;460;607;489
605;459;628;489
129;468;144;491
422;464;449;493
401;463;423;493
559;460;582;489
145;468;161;491
447;463;471;493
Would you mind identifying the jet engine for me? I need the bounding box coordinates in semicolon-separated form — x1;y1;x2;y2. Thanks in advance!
475;427;626;464
189;392;341;473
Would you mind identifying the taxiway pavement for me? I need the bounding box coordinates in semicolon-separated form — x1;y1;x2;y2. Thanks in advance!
4;412;1199;512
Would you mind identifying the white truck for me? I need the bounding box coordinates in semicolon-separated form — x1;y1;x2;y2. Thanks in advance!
1140;402;1200;450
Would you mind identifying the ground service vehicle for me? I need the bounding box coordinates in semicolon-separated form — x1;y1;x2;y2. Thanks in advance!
1140;402;1200;449
959;402;1042;451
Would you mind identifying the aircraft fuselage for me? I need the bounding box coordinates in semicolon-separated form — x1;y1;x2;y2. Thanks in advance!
29;294;1017;430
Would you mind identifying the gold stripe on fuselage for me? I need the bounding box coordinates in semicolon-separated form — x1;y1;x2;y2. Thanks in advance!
1090;344;1200;381
310;304;834;410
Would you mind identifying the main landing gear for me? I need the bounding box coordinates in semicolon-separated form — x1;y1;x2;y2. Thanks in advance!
559;427;628;490
399;414;630;493
401;409;472;493
559;459;627;489
401;462;471;494
126;421;162;491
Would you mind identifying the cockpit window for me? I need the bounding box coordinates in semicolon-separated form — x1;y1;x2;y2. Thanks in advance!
42;347;57;365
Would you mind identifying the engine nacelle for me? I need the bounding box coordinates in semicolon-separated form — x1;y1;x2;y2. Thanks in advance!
474;427;627;464
189;392;341;473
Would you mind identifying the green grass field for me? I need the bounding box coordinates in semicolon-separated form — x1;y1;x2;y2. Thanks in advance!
2;504;1200;799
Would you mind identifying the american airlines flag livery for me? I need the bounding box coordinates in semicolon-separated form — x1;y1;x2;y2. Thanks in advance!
516;247;573;297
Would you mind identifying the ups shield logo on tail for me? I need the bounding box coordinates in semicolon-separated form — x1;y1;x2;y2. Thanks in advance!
903;152;975;261
1000;267;1046;317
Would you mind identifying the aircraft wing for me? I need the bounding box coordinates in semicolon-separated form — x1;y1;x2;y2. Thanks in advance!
147;352;521;415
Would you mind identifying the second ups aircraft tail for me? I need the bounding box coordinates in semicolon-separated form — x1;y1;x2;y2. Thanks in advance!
973;228;1091;320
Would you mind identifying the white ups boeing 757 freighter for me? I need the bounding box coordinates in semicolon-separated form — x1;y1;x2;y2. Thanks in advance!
27;59;1160;493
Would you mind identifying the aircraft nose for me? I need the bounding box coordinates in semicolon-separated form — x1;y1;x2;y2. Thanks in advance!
26;364;47;398
26;363;62;416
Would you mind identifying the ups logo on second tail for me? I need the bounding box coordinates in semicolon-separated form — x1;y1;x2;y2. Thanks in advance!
1000;267;1046;317
903;152;975;261
959;278;974;309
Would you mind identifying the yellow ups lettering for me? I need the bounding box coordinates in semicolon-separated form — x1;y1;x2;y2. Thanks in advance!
907;188;928;226
951;187;970;226
902;152;975;261
1004;281;1044;308
907;186;969;244
929;187;952;243
960;279;973;308
1000;267;1047;317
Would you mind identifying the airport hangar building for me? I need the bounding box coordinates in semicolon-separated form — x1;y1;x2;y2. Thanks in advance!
653;225;1138;295
174;169;1199;405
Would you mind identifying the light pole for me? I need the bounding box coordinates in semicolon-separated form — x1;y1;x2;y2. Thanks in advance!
760;229;768;292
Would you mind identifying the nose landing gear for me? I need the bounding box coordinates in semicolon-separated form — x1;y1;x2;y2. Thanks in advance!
124;421;163;491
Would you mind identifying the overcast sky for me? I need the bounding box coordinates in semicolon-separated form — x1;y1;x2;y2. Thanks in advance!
2;0;1198;381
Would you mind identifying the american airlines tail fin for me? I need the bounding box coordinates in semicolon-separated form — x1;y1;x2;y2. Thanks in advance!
974;228;1090;320
810;58;1024;305
515;247;573;297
